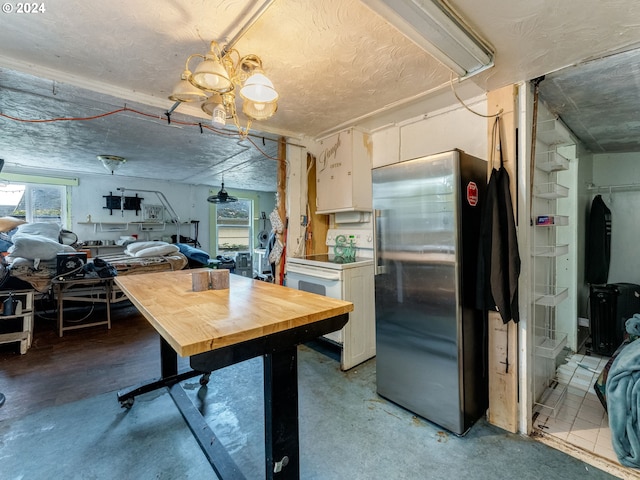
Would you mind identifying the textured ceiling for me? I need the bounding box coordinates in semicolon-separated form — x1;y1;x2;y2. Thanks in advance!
0;68;281;190
538;48;640;153
1;0;640;191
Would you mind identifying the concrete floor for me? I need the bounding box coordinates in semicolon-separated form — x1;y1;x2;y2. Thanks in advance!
0;341;620;479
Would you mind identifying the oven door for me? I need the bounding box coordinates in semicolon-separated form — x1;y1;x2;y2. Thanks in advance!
286;263;344;344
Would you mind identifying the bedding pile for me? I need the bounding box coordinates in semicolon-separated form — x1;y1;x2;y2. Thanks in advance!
606;337;640;468
0;223;188;291
4;222;79;291
95;241;187;276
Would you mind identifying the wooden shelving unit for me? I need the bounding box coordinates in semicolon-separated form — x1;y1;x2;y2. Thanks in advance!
0;290;34;354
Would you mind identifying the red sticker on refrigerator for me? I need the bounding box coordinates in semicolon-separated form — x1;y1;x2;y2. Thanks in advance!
467;182;478;206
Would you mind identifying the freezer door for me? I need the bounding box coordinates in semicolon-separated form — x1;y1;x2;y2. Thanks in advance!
373;151;463;432
373;150;487;435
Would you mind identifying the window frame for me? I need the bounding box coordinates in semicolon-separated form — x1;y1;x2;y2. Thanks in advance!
0;173;76;228
214;198;254;256
0;182;68;226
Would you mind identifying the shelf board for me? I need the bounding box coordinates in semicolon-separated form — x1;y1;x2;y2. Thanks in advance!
534;380;568;418
534;286;568;306
534;214;569;226
535;330;568;359
536;120;574;146
77;220;189;232
535;151;570;172
533;244;569;257
77;221;187;225
534;182;569;199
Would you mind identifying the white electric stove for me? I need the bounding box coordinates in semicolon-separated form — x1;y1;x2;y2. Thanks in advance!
286;228;375;370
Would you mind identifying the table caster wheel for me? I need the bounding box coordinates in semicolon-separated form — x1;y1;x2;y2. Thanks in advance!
199;373;210;386
120;397;135;409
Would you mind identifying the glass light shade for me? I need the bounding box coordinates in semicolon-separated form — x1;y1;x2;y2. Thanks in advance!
189;56;233;93
97;155;126;175
240;72;278;103
242;99;278;120
168;71;208;102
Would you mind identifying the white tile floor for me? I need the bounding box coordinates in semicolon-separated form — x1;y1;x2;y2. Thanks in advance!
533;352;618;463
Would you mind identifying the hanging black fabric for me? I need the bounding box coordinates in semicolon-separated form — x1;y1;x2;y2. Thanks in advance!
476;117;521;324
585;194;612;285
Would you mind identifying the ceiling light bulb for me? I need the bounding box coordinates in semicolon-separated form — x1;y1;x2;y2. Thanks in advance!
211;104;226;126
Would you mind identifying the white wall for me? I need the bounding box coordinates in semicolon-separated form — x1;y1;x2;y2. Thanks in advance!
70;174;213;252
591;152;640;285
371;95;489;167
292;96;488;263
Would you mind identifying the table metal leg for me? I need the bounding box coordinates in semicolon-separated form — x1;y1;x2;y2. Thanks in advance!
169;383;246;480
117;336;201;407
264;345;299;480
118;314;349;479
56;285;64;337
160;336;178;377
105;280;112;330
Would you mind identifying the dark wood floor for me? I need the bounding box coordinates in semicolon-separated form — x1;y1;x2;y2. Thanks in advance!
0;299;186;421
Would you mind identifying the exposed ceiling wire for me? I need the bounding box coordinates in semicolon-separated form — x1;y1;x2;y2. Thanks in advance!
0;106;283;162
449;73;502;118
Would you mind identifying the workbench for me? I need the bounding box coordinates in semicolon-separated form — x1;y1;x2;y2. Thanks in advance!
115;269;353;479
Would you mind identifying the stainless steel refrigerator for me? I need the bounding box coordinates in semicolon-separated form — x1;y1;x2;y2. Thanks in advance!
373;149;488;436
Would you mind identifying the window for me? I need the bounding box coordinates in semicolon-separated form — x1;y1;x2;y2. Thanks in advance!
0;183;66;225
215;199;252;255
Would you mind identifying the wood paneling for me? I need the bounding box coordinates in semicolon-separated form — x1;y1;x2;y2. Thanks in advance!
277;137;287;285
306;153;329;256
486;85;519;434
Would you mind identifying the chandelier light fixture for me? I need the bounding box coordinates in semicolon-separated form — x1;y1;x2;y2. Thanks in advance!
169;41;278;137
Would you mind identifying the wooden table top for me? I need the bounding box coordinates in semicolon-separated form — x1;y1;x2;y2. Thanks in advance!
115;269;354;357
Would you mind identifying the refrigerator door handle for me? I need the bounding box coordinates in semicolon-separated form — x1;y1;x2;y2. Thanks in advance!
374;209;385;275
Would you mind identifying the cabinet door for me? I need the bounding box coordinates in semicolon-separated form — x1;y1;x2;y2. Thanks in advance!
316;129;354;212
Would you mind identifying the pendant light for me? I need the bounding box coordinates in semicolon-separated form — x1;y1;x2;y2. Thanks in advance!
207;177;238;204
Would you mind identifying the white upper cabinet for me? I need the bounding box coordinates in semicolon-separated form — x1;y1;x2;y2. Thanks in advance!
316;128;372;214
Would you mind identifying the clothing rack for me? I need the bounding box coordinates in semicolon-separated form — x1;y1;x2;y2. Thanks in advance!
587;182;640;194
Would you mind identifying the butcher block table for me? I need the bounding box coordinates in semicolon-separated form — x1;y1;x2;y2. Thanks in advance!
115;269;353;480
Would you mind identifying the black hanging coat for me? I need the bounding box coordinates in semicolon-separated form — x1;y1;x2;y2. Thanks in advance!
477;165;521;324
585;194;611;285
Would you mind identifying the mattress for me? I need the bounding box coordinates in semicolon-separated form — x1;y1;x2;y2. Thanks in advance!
5;251;188;292
95;252;188;276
